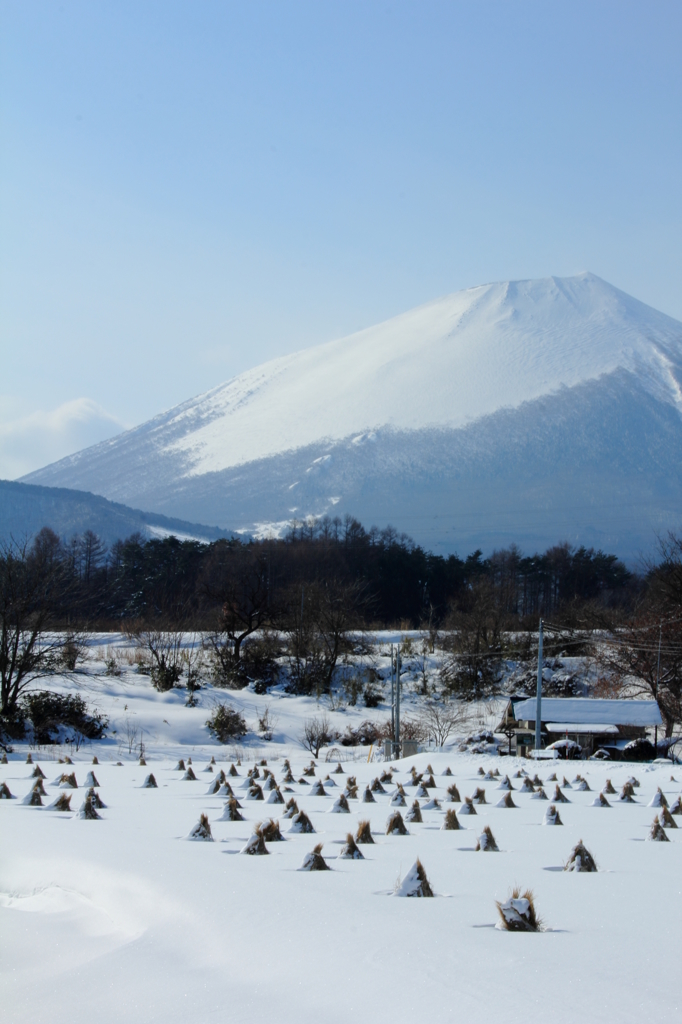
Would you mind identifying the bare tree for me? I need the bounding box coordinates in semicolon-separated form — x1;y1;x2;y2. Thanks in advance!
201;543;271;685
0;535;74;725
127;626;184;692
284;579;368;696
419;700;468;748
597;616;682;738
300;712;334;758
440;580;505;700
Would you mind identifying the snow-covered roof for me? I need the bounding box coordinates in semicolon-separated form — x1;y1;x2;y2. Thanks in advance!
545;723;619;735
513;698;662;726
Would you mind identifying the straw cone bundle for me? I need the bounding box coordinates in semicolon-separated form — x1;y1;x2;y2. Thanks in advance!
386;810;409;835
339;833;364;859
564;839;597;872
441;808;460;830
356;820;374;844
300;843;329;871
476;825;498;851
496;888;542;932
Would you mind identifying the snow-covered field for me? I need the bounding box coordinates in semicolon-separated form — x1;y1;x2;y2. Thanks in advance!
2;642;680;1023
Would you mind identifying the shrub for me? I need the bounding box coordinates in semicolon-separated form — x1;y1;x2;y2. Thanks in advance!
21;691;108;745
363;684;382;708
206;703;247;743
340;720;380;747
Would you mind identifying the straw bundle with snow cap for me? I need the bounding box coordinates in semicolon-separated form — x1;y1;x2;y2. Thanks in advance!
393;859;433;898
496;888;542;932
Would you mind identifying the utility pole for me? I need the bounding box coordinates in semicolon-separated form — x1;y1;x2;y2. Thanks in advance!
535;619;543;753
390;644;395;750
395;648;401;759
655;623;662;756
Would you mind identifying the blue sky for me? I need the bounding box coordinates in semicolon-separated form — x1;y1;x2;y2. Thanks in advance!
1;0;680;476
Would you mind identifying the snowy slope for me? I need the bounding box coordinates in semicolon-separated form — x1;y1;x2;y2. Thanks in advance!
23;273;682;556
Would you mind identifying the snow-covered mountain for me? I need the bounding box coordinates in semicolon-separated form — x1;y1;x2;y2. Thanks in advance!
23;273;682;557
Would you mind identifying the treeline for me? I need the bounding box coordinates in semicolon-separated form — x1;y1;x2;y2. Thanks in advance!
2;517;681;740
21;515;634;627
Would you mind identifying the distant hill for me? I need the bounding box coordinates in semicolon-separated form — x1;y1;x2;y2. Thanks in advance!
0;479;235;548
21;273;682;558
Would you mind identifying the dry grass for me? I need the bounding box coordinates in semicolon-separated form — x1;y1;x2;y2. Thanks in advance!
51;793;72;811
143;773;158;788
446;783;461;802
175;759;186;771
553;785;569;804
472;787;487;804
362;786;376;803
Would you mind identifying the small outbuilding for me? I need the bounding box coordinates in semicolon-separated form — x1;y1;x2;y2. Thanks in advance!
498;697;662;757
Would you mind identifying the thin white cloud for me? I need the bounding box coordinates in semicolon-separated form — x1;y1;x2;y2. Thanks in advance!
0;398;125;479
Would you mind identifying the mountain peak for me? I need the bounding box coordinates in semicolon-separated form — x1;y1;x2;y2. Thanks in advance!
22;275;682;557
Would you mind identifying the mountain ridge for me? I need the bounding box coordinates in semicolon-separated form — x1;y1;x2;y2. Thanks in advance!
22;273;682;557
